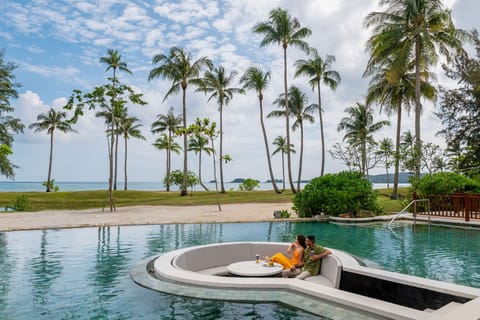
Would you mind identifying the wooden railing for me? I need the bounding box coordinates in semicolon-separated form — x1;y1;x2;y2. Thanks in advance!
413;192;480;221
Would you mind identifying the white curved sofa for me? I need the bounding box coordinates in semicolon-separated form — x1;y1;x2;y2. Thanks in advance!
143;242;480;320
172;242;342;287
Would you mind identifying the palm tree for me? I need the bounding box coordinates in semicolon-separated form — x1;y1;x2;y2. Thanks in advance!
151;108;182;191
29;108;76;192
272;136;295;191
153;133;182;189
337;102;390;175
99;49;132;208
376;138;394;189
188;134;213;191
294;48;341;176
195;66;244;193
365;0;466;178
240;66;281;194
269;86;314;191
365;58;436;198
148;47;212;196
253;7;311;193
118;116;145;190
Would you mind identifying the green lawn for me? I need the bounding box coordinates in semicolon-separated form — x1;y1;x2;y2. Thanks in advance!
0;187;410;214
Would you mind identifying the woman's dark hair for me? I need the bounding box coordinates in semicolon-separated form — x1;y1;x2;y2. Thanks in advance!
296;235;306;248
307;235;315;243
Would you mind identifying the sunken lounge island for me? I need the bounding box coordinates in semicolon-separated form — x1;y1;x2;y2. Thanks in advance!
130;242;480;320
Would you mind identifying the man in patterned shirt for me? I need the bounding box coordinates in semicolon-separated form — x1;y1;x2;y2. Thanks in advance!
282;235;331;279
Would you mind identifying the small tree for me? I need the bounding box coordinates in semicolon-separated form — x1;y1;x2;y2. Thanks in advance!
167;169;199;195
239;178;260;191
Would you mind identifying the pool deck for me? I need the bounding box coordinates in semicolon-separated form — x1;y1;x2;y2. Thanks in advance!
0;203;479;231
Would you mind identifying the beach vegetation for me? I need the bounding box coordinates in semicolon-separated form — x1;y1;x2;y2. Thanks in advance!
188;133;212;191
166;169;199;195
6;195;31;211
151;108;182;191
29;108;77;192
293;171;381;218
240;66;281;194
239;178;260;191
0;49;25;178
148;47;212;196
410;172;480;195
269;86;314;192
294;48;341;177
272;136;295;191
42;179;59;192
364;0;468;179
253;7;311;193
195;66;244;193
118;116;146;190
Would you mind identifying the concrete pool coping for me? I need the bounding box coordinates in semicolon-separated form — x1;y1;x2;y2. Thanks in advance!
130;242;480;320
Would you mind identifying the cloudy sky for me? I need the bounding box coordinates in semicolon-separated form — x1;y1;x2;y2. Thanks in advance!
1;0;477;184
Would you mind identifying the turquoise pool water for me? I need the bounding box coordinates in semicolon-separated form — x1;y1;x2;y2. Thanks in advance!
0;222;479;319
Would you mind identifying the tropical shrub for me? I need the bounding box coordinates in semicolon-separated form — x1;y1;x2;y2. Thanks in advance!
6;195;32;211
43;179;60;192
293;171;380;217
410;172;480;195
239;178;260;191
166;170;199;193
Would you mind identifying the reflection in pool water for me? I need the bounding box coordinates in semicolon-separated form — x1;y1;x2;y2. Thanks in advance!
0;222;479;319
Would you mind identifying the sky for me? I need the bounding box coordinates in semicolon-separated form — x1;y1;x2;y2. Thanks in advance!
1;0;478;183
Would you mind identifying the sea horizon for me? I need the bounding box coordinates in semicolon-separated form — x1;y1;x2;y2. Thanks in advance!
0;180;409;192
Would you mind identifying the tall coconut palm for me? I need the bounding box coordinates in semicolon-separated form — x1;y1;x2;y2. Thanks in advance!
99;49;132;208
365;0;466;178
337;102;390;175
118;116;145;190
151;108;182;191
376;138;394;189
269;86;314;191
195;66;244;193
253;7;311;193
29;108;76;192
240;66;281;194
188;134;213;191
365;59;436;198
294;48;341;176
148;47;212;196
272;136;295;191
153;133;182;190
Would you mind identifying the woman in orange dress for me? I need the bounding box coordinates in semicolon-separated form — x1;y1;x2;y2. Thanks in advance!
270;235;306;270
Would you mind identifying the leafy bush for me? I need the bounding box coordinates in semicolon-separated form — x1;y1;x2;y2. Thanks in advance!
280;209;291;218
293;171;380;218
6;195;32;211
239;178;260;191
43;179;60;192
410;172;480;195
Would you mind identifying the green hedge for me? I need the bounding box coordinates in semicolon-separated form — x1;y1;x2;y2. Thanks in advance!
410;172;480;195
293;171;380;217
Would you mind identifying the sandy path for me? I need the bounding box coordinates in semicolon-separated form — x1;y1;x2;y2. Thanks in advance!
0;202;294;231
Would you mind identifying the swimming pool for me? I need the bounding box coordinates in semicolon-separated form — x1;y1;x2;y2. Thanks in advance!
0;221;479;319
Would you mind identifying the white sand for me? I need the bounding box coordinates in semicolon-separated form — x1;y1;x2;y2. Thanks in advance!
0;202;294;231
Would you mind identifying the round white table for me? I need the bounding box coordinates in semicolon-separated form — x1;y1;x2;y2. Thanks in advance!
227;260;283;277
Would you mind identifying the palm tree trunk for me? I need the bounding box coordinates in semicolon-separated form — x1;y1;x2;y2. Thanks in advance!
297;122;304;192
281;152;285;190
108;124;115;211
46;131;54;192
259;96;281;193
392;107;402;199
211;139;221;211
414;36;422;178
317;81;325;176
219;103;225;193
166;131;171;192
283;46;296;193
199;151;209;191
181;87;188;196
124;136;128;190
114;129;119;190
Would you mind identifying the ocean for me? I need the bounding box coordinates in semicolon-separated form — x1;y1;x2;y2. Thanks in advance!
0;181;408;192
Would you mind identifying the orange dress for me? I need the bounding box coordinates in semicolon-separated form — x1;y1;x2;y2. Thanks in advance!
270;248;302;270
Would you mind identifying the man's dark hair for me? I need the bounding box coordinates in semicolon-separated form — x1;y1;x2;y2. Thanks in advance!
307;235;315;243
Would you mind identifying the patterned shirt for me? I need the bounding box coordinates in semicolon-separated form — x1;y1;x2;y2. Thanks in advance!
303;244;326;276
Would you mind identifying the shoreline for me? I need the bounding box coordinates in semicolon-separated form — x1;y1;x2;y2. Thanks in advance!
0;202;294;232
